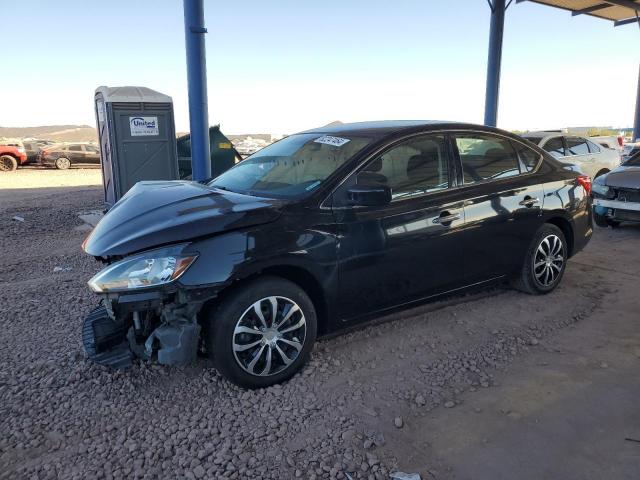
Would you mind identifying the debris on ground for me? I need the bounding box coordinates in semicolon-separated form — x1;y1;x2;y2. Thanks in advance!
390;472;421;480
53;266;73;273
12;215;24;222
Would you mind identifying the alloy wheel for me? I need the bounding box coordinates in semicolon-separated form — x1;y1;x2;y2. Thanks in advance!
232;296;306;377
533;234;564;287
56;157;71;169
0;157;15;171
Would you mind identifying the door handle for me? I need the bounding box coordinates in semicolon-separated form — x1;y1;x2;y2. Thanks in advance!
519;197;540;207
433;212;461;225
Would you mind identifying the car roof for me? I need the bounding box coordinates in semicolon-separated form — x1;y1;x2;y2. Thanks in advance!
300;120;497;136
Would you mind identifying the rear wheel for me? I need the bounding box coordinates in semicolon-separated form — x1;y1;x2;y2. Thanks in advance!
594;212;620;228
511;224;567;295
204;276;317;389
0;155;17;172
55;157;71;170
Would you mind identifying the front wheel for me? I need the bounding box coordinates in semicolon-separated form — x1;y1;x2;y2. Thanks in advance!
204;276;317;388
55;157;71;170
511;224;568;295
0;155;17;172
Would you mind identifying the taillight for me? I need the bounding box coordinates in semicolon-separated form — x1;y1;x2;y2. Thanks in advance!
577;174;592;195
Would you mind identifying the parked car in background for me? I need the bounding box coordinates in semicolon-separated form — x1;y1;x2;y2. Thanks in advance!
521;131;619;179
590;135;624;157
622;143;639;163
592;151;640;227
81;120;593;388
0;144;28;171
22;139;56;164
38;143;100;169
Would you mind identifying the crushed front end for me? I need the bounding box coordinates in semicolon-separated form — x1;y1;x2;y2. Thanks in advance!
82;244;214;369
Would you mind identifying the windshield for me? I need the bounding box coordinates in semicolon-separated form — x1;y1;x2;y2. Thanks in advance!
209;133;373;198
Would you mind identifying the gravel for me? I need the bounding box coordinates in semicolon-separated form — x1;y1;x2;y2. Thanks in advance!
0;170;613;479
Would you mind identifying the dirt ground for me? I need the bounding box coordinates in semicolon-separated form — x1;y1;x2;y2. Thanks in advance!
1;169;639;480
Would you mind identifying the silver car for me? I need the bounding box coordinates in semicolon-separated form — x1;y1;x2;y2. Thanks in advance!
521;131;619;179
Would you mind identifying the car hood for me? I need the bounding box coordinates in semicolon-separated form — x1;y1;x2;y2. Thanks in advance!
83;181;285;257
603;165;640;189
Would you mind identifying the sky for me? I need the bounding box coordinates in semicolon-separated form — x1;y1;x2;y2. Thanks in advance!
1;0;639;134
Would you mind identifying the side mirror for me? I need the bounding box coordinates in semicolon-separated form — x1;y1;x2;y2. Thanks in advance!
347;184;391;207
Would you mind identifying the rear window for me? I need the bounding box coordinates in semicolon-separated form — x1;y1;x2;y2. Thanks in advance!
587;140;601;153
513;143;541;173
566;137;589;156
542;137;565;158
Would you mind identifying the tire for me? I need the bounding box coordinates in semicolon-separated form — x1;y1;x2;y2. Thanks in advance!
55;157;71;170
607;219;621;228
594;212;609;228
0;155;17;172
204;276;317;388
594;212;620;228
511;224;568;295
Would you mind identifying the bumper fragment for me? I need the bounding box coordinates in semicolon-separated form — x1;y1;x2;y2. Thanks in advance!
82;305;133;369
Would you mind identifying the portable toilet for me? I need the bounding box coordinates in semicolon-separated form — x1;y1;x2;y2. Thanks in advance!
94;86;179;208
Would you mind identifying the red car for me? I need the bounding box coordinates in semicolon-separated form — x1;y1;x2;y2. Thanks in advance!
0;144;28;171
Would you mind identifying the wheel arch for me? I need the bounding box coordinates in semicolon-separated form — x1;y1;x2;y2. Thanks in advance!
203;261;331;335
545;215;574;257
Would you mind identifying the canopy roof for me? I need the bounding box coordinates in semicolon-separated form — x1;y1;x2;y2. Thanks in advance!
518;0;640;26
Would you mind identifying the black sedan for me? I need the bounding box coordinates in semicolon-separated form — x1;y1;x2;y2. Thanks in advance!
39;143;100;169
592;151;640;227
81;121;593;388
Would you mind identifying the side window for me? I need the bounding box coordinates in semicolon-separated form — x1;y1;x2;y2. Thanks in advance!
566;137;589;156
513;142;541;173
358;134;449;200
542;137;565;158
68;145;82;152
587;140;601;153
454;134;520;184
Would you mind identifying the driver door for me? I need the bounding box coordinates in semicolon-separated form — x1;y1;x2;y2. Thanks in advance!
331;133;468;321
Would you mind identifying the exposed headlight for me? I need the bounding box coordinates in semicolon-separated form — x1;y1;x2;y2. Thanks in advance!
591;182;610;197
88;245;197;293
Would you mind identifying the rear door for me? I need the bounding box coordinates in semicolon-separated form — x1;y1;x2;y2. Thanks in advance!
565;136;596;177
332;133;468;320
85;145;101;164
67;144;83;163
451;132;545;282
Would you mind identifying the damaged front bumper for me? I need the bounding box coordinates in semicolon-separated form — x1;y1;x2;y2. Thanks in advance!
82;287;215;369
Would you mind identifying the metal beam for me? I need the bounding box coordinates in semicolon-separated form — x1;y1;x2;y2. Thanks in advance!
183;0;211;181
615;15;640;26
634;65;640;142
597;0;640;11
572;4;610;16
484;0;506;126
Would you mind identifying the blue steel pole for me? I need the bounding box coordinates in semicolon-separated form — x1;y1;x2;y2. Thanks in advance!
633;64;640;142
183;0;211;181
484;0;506;127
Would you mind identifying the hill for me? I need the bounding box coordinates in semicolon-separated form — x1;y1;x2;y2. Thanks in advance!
0;125;98;142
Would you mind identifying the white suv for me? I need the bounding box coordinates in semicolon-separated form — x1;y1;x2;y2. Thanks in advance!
521;131;620;179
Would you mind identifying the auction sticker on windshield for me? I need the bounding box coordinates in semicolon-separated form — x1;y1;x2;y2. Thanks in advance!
314;135;350;147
